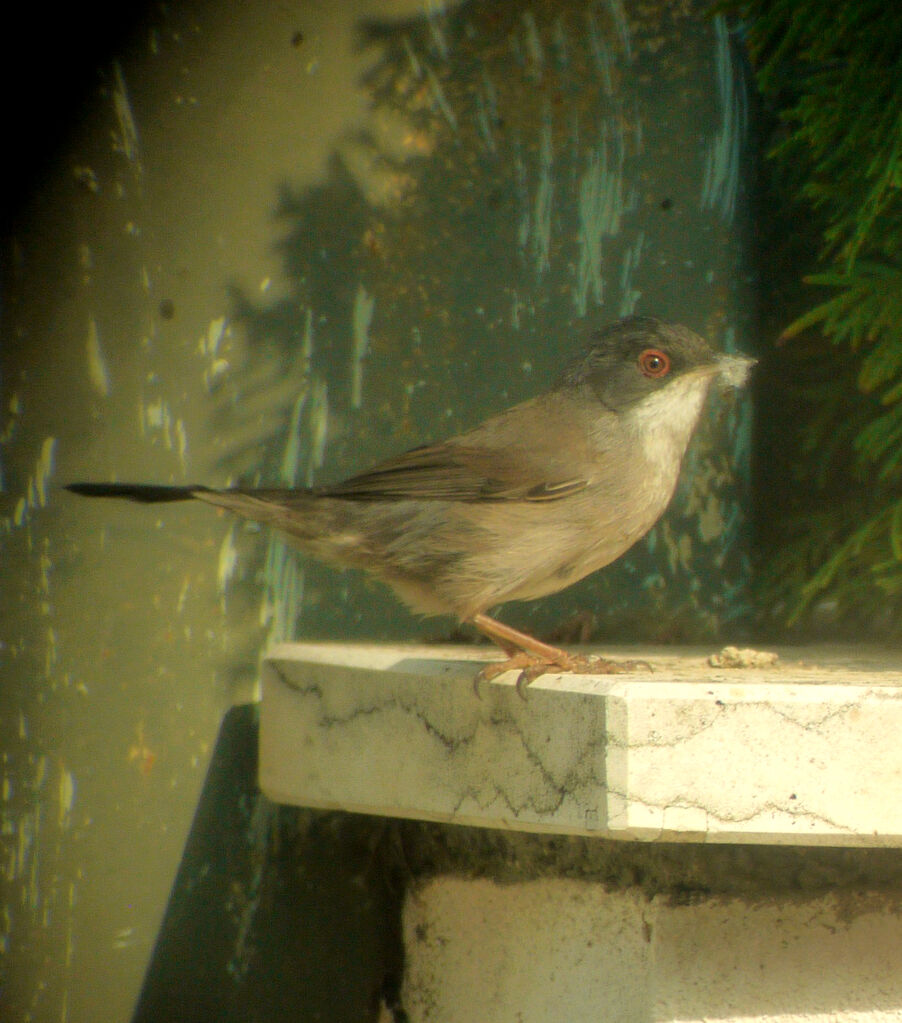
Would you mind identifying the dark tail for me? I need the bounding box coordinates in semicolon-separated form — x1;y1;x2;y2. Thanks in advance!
65;483;209;503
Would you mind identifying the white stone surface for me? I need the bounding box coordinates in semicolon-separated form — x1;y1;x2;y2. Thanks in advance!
403;877;902;1023
260;642;902;846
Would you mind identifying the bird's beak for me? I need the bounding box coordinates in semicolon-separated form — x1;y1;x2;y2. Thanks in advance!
714;352;756;388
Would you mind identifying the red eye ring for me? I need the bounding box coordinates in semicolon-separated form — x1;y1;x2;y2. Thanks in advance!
638;348;671;378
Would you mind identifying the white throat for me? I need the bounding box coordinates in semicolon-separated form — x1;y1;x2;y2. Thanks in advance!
624;375;714;479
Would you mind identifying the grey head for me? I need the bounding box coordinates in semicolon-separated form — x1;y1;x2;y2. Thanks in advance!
559;316;753;412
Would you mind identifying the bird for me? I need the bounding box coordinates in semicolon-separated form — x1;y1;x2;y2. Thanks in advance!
67;316;754;690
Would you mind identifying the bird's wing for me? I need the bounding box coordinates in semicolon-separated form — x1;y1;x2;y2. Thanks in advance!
320;441;587;502
320;397;599;503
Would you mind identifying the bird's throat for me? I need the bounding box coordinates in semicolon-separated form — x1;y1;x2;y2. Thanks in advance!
625;376;714;481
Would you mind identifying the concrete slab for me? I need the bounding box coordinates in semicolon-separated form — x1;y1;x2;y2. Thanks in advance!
260;642;902;847
402;877;902;1023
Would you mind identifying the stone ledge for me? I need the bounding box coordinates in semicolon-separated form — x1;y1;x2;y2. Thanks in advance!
259;642;902;847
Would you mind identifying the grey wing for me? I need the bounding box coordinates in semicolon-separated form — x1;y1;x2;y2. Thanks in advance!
319;443;582;502
320;396;598;503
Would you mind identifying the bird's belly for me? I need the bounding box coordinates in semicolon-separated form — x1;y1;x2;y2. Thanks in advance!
447;484;673;615
499;518;647;603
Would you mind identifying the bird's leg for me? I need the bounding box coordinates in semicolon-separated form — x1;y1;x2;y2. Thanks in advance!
472;613;573;663
470;611;651;697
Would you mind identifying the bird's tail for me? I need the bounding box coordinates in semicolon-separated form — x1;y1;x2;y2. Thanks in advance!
65;482;320;536
65;482;208;503
67;480;379;576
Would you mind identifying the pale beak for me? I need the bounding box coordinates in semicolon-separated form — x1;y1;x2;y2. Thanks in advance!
715;352;756;388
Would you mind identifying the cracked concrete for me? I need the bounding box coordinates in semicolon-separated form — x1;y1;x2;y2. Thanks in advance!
260;641;902;1022
261;641;902;847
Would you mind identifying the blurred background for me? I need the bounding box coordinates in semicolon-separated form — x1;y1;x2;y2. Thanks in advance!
1;0;842;1017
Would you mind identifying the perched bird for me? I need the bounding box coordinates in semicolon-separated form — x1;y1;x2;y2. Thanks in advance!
68;316;754;689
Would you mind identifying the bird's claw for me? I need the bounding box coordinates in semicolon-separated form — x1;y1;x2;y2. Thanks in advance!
473;652;536;697
474;652;653;699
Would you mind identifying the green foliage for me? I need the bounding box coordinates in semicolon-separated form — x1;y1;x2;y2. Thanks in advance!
724;0;902;629
740;0;902;268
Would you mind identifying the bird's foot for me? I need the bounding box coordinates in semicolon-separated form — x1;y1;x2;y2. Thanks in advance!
474;650;651;699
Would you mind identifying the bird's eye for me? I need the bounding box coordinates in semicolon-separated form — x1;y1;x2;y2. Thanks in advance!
638;348;671;378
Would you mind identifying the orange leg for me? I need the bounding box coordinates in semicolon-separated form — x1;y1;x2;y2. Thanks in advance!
470;611;651;697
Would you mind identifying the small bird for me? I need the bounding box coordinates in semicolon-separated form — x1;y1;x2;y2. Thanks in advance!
68;316;754;689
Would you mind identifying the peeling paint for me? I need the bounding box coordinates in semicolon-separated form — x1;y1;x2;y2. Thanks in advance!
308;378;329;481
260;538;304;644
474;71;500;153
175;417;188;474
350;285;375;409
618;230;644;316
425;0;449;61
575;122;624;314
606;0;632;60
33;437;56;510
280;390;308;487
217;525;239;610
58;768;75;830
2;437;56;535
301;306;314;374
424;64;457;130
112;61;143;187
176;576;191;615
585;10;613;94
0;6;757;1016
521;12;544;81
199;317;230;392
45;627;58;678
140;397;172;448
403;35;422;79
86;316;112;398
532;106;554;274
551;17;569;69
700;16;746;222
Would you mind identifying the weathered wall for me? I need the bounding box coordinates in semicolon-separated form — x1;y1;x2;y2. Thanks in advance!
1;1;755;1019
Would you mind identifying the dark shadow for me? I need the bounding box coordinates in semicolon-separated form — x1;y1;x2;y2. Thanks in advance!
133;705;407;1023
